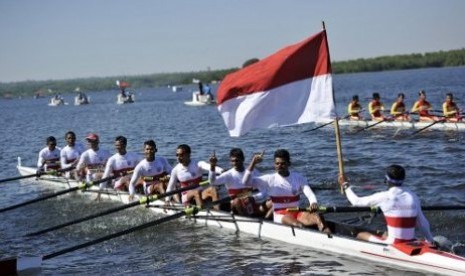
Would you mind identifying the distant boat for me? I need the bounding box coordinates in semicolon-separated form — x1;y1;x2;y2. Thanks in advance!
184;91;215;106
48;96;67;106
74;93;90;105
172;86;183;92
117;93;135;104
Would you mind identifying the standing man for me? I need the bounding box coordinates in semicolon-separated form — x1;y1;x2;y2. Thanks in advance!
165;144;223;208
60;131;85;179
37;136;61;172
75;133;111;182
442;93;462;122
100;136;140;194
390;93;411;121
339;165;437;246
128;140;172;201
411;90;441;122
208;148;269;216
243;149;330;232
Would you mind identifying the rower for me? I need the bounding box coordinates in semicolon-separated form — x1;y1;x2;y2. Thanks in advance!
442;93;462;122
411;90;441;122
348;95;363;120
128;140;172;201
339;165;437;246
208;148;270;217
60;131;85;179
368;93;387;121
100;136;140;196
390;93;411;121
165;144;223;209
243;149;330;232
37;136;61;172
75;133;111;182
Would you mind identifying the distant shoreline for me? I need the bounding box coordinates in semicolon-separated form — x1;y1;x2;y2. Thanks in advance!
1;48;464;98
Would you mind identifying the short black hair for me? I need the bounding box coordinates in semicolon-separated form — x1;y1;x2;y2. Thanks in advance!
419;90;426;96
115;136;127;146
373;92;380;99
177;144;191;155
144;139;157;149
352;95;359;101
229;148;244;161
446;92;454;99
386;164;405;181
46;136;57;144
397;93;405;98
274;149;291;164
65;131;76;138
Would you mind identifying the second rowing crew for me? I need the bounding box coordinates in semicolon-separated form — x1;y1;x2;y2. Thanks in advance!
348;90;462;122
35;132;439;248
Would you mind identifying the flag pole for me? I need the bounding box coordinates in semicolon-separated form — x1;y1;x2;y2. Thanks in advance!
321;21;345;194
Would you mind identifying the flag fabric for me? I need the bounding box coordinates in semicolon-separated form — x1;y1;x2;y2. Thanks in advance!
216;30;336;137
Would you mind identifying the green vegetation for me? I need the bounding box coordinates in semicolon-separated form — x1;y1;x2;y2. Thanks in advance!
1;48;464;98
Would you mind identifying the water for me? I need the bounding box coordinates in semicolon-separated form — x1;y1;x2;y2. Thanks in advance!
1;67;465;275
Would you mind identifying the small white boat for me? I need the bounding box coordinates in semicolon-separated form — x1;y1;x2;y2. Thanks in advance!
48;97;67;106
117;93;135;104
316;118;465;132
74;94;90;106
184;91;215;106
14;158;465;275
172;86;183;93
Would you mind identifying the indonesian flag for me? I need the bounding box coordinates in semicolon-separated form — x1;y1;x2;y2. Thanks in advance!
217;30;336;137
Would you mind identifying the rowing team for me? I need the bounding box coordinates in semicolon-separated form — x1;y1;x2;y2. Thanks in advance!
348;90;462;122
37;131;438;247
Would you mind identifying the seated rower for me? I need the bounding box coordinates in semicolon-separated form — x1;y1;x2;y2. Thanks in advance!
390;93;411;121
208;148;270;217
99;136;139;199
75;133;111;182
165;144;223;209
243;149;330;233
60;131;85;179
348;95;363;120
411;90;441;122
368;93;388;121
128;140;172;201
442;93;462;122
37;136;61;172
339;165;437;246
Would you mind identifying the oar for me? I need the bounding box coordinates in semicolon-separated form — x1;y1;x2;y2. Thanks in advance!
0;166;75;184
287;205;465;213
0;207;197;275
302;115;350;133
0;174;124;214
25;180;209;237
2;195;233;275
411;118;446;135
354;118;389;133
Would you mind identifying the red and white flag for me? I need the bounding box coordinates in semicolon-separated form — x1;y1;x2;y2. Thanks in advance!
217;30;336;137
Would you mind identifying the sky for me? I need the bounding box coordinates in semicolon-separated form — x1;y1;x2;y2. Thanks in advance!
1;0;464;83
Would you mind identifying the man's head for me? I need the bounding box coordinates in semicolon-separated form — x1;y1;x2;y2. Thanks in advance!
65;131;76;146
176;144;191;165
385;164;405;186
373;93;380;100
46;136;57;150
115;136;127;154
229;148;245;170
144;140;157;161
274;149;291;176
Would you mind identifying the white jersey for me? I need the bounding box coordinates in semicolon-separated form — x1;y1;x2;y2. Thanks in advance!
244;170;317;211
166;160;222;202
209;168;265;201
60;143;85;169
76;148;111;171
345;186;435;244
37;147;62;170
128;156;173;196
101;152;140;188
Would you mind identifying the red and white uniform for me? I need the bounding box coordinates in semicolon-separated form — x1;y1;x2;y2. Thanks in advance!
345;186;435;244
101;152;140;189
60;143;85;171
128;157;173;196
76;148;111;181
243;170;317;224
37;146;62;170
209;168;266;202
166;160;222;204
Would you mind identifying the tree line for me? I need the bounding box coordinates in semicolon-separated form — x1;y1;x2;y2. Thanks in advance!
1;48;464;98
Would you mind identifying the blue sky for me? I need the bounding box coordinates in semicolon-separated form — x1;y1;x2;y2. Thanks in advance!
1;0;464;82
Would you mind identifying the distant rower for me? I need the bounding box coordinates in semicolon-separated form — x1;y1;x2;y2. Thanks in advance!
390;93;411;121
442;93;462;122
411;90;441;122
348;95;363;120
368;93;386;121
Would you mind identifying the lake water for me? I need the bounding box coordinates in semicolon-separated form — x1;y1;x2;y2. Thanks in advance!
0;66;464;275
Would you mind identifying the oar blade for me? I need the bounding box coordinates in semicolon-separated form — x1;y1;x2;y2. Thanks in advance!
0;256;42;275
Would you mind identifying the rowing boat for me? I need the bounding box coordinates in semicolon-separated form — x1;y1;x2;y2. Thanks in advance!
316;118;465;131
15;158;465;275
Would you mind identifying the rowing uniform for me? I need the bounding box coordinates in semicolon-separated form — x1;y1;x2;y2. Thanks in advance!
165;160;222;204
348;101;362;120
369;100;384;119
412;100;432;117
209;168;266;215
345;186;435;245
76;148;111;182
60;143;85;177
128;156;173;196
243;170;317;224
390;101;405;116
101;152;140;189
443;101;461;121
37;146;62;171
